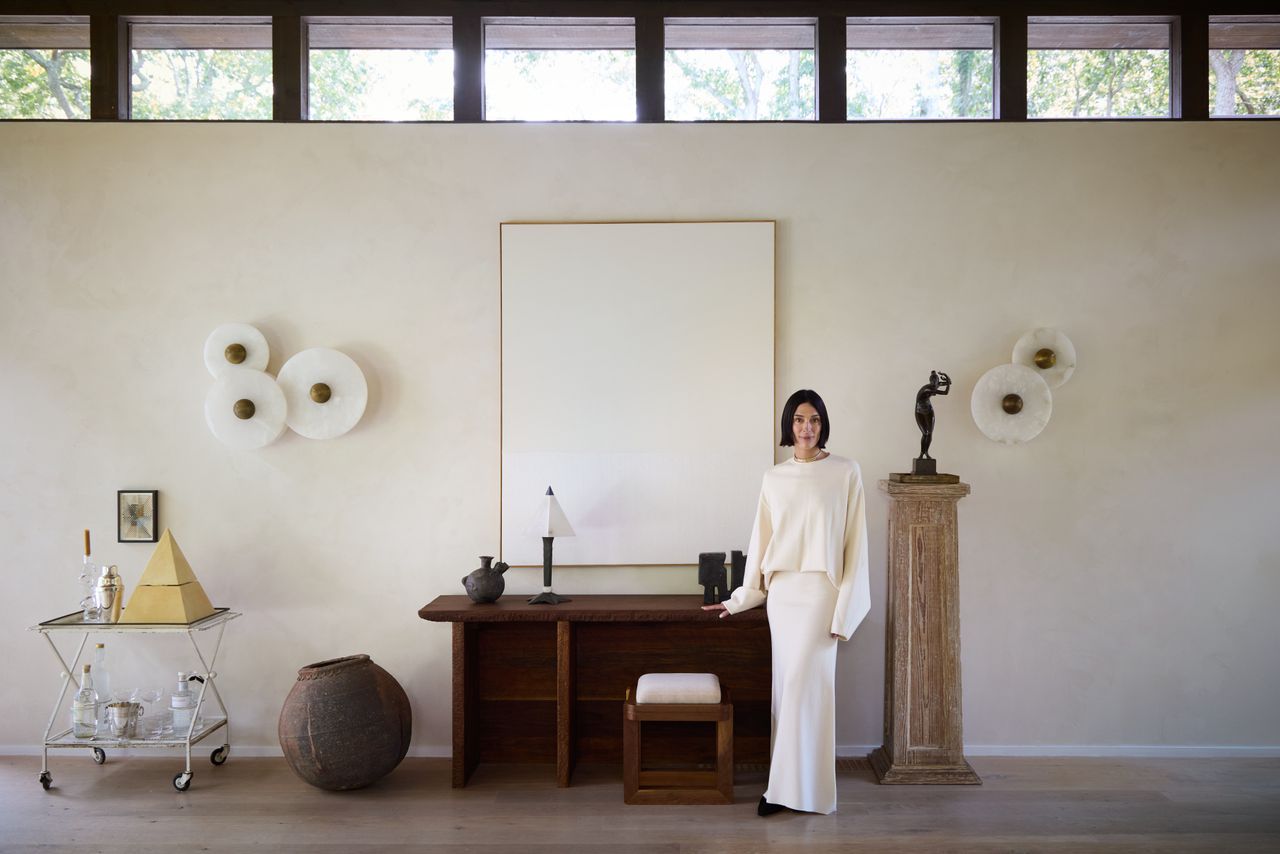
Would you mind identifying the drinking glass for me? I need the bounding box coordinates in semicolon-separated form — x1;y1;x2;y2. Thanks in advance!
132;688;164;738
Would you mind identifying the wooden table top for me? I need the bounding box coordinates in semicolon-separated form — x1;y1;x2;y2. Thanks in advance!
418;594;768;623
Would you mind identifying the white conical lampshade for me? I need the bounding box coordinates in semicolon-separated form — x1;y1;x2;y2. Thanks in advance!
524;487;575;537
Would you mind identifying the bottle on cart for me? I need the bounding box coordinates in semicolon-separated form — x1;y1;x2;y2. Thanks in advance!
71;664;99;738
92;643;112;726
78;529;99;622
170;672;195;733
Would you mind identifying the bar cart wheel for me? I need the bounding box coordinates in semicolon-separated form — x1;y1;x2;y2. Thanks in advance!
173;771;192;792
210;745;229;766
39;771;52;790
92;748;106;765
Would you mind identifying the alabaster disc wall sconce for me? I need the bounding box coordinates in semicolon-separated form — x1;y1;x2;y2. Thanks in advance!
276;348;368;440
1012;327;1076;389
205;368;287;450
971;363;1053;444
204;323;270;377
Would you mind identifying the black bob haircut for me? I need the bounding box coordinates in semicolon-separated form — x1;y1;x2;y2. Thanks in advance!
780;389;831;449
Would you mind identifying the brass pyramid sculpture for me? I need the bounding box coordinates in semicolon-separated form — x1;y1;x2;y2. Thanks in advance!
120;529;216;624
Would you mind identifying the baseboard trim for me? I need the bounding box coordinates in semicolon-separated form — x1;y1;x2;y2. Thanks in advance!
839;744;1280;758
5;744;1278;759
0;744;452;758
979;745;1280;758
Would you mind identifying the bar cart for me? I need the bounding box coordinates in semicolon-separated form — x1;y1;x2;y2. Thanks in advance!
29;608;240;791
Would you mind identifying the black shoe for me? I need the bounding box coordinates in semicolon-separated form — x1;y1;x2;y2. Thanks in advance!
757;795;786;816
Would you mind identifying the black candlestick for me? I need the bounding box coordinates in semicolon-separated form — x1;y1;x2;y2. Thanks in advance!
528;536;570;605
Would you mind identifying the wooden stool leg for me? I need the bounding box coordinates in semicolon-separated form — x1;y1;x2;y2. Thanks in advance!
716;714;734;803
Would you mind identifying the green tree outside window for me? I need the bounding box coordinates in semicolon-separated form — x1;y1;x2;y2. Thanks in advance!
0;49;89;119
847;50;992;119
667;50;814;121
1210;49;1280;116
1028;50;1170;118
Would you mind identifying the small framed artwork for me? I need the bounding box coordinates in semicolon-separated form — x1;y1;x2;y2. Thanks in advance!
118;490;159;543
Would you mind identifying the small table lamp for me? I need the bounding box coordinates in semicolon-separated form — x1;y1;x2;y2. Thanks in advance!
525;486;575;605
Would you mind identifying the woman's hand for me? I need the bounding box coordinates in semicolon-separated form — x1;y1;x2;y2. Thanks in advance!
701;603;730;620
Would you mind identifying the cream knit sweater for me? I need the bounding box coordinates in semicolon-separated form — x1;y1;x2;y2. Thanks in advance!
723;453;871;641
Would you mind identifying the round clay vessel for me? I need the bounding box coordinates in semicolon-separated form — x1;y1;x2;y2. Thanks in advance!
463;555;509;603
278;654;412;790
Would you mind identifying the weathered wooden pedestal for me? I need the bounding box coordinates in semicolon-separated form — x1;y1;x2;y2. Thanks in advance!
869;478;981;785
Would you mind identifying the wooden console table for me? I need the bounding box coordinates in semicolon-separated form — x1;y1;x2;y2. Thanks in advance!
418;595;770;788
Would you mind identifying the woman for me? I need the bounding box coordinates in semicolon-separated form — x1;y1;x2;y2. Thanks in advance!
702;389;870;816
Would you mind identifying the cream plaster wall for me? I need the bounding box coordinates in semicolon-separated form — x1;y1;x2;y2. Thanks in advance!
1;122;1277;756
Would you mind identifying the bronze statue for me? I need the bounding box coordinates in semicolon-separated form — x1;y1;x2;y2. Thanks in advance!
914;371;951;462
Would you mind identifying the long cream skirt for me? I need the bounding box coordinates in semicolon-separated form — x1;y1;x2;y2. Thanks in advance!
764;570;839;814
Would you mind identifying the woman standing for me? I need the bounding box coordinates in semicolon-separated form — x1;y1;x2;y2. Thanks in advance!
702;389;870;816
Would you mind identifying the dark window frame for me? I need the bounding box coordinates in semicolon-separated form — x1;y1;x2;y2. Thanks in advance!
1027;16;1177;119
2;3;1276;123
123;16;273;120
1208;15;1280;118
844;16;998;121
304;16;453;121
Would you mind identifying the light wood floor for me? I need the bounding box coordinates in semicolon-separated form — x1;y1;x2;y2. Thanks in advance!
1;755;1278;852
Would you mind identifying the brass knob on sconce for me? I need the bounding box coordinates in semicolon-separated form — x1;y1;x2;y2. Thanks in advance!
225;343;247;365
277;348;367;439
1033;348;1057;369
1002;394;1024;415
233;399;256;420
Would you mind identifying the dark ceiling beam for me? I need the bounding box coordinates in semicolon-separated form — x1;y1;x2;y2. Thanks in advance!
18;3;1280;14
9;2;1280;16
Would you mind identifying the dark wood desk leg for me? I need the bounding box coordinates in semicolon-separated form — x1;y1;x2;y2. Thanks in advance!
556;620;575;787
452;622;478;788
622;695;639;803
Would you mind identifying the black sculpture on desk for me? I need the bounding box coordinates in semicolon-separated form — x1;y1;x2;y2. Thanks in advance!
730;550;746;591
913;370;951;476
699;552;728;605
462;556;509;604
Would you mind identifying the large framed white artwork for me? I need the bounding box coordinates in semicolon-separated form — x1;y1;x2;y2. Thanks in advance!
500;221;775;567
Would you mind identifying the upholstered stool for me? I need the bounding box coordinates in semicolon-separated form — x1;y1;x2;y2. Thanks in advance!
623;673;733;805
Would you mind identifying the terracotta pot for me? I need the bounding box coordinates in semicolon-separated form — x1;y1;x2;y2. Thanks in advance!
278;654;412;791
